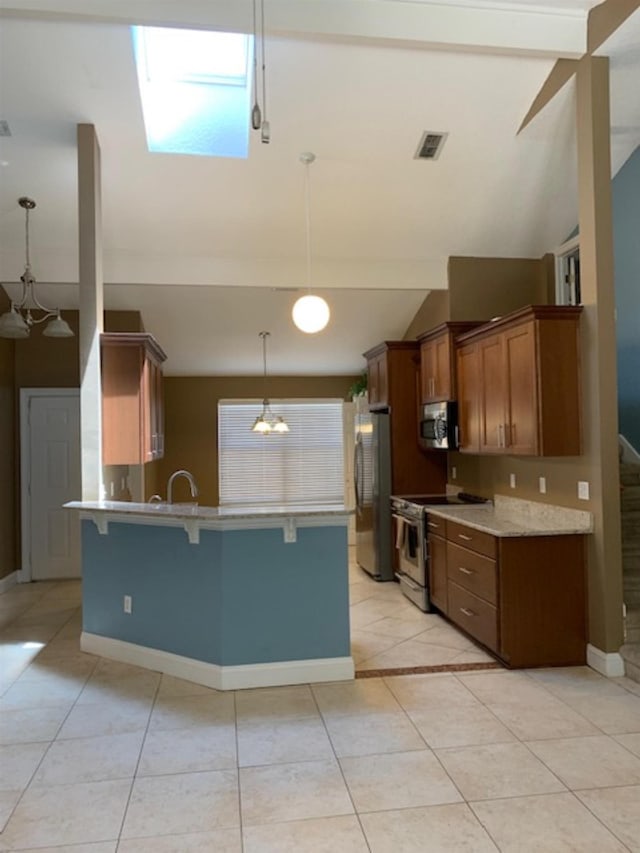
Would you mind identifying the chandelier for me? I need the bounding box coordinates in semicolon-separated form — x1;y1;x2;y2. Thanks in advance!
251;331;289;433
292;153;330;334
0;197;74;340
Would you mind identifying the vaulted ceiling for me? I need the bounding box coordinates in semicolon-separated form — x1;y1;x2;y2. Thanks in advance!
0;0;638;374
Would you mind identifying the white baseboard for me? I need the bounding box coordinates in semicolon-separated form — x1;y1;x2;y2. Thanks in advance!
619;434;640;465
0;571;18;594
81;632;355;690
587;643;626;678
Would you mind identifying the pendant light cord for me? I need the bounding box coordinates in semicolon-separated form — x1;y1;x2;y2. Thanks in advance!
24;205;31;269
260;330;269;405
260;0;267;122
304;159;312;294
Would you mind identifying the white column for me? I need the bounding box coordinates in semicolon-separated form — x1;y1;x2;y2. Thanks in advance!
77;124;104;501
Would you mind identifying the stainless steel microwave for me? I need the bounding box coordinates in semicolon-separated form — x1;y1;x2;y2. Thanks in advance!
419;401;458;450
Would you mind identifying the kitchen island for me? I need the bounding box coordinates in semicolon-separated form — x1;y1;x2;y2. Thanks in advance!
65;501;354;690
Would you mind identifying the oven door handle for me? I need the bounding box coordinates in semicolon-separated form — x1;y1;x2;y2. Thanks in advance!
392;514;406;549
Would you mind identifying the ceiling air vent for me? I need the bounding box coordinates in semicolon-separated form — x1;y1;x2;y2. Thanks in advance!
0;120;11;137
414;131;447;161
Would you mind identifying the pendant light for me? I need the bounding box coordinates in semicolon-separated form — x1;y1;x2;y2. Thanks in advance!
251;331;289;433
292;153;330;334
0;197;74;340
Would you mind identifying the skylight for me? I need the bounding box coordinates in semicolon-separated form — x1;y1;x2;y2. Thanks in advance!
132;26;253;158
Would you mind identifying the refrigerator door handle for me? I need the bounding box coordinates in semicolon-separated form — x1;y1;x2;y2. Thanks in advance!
354;434;363;511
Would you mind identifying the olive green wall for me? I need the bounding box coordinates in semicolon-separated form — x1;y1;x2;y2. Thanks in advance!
447;256;552;321
5;307;144;573
403;290;450;341
0;290;16;580
153;375;359;506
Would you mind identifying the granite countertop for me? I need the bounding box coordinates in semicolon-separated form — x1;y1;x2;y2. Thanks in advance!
424;495;593;537
64;500;352;520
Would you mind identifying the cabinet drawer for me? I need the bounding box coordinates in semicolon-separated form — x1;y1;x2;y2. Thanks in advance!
446;520;497;559
448;581;498;652
425;515;446;535
446;542;497;605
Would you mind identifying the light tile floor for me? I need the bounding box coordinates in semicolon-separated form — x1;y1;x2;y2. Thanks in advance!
0;568;639;851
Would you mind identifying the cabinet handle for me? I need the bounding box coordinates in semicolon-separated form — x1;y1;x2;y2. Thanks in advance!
427;520;441;529
458;566;474;575
510;423;515;445
458;533;472;541
460;607;475;617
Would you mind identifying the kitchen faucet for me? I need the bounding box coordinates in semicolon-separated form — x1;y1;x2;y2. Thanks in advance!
167;469;199;505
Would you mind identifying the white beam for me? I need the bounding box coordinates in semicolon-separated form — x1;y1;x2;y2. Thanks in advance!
0;0;590;58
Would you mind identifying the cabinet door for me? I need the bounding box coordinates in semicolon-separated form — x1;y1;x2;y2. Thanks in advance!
144;358;164;460
478;334;505;453
504;322;537;455
433;335;452;400
456;343;480;453
420;340;436;403
420;335;452;402
368;353;388;407
428;533;448;613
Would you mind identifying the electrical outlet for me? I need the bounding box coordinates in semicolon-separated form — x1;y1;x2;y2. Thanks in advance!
539;476;547;494
509;473;516;489
123;595;132;614
578;481;590;500
452;466;457;480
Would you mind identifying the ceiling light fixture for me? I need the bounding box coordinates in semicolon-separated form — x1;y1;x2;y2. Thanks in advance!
0;197;74;340
251;0;270;144
292;153;330;334
251;331;289;433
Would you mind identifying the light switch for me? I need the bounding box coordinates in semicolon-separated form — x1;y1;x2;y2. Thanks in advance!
452;466;457;480
578;481;590;500
539;477;547;494
509;473;516;489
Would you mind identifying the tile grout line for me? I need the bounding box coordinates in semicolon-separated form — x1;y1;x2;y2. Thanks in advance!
309;682;373;852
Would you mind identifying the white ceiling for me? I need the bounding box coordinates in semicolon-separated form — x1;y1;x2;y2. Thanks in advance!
0;0;638;375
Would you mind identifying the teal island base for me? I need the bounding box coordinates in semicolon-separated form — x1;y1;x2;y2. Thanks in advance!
75;504;354;690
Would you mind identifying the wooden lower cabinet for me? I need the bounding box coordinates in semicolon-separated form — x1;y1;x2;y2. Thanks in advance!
427;532;448;614
440;520;587;668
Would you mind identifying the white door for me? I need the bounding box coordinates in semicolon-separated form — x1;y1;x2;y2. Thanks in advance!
22;391;81;580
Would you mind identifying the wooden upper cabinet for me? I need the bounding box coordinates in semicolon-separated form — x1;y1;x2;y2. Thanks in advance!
418;322;484;403
363;341;417;411
362;340;447;494
101;332;167;466
367;351;389;408
455;305;582;456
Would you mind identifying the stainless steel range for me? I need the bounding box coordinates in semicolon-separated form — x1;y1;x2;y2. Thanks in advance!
391;492;488;612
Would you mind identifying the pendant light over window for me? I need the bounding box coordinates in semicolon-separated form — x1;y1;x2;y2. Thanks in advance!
292;152;330;334
251;331;289;433
0;197;74;340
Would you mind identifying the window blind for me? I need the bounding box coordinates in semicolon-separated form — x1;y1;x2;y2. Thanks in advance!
218;399;345;507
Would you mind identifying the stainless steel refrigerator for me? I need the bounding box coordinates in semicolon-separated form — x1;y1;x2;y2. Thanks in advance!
354;396;393;581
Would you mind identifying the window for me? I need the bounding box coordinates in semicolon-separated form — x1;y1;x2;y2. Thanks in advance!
131;26;253;158
554;236;581;305
218;400;345;507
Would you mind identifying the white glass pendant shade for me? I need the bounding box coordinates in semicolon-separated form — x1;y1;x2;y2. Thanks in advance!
272;417;289;433
251;416;271;433
0;306;29;339
43;312;74;338
292;294;330;334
